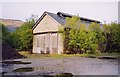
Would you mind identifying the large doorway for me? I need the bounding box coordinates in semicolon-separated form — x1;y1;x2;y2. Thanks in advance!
50;33;58;54
44;33;50;54
36;33;58;54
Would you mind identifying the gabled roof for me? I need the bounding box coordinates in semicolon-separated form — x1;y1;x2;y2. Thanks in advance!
46;12;66;25
32;11;101;30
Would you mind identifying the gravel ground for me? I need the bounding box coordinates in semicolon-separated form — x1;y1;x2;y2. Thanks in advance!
1;57;118;75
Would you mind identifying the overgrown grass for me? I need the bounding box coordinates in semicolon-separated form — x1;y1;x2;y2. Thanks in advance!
98;52;119;56
19;51;119;59
22;54;81;59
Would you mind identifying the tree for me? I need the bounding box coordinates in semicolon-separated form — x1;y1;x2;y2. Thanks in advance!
110;23;120;52
1;15;37;52
61;16;100;54
62;16;82;54
17;19;34;51
10;30;21;49
103;23;120;52
89;22;106;52
10;18;35;51
0;23;10;43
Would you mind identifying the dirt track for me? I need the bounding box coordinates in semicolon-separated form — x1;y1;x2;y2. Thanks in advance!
1;57;118;75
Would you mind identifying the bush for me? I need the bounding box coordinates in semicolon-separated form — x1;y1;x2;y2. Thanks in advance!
10;19;35;51
61;16;103;54
60;16;120;54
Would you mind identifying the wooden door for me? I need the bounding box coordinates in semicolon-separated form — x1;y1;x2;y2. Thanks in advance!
45;33;50;54
51;33;58;54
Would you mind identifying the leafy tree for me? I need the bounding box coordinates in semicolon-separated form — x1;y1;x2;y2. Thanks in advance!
10;18;35;51
110;23;120;52
103;23;120;52
0;23;10;43
13;20;35;51
1;15;36;51
61;16;100;54
89;22;106;52
62;16;81;54
10;30;21;49
102;24;110;52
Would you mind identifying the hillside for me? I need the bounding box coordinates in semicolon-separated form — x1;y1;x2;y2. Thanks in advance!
0;18;24;31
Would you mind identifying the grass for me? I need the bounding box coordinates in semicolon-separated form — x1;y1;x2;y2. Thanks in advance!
55;73;73;77
40;73;73;77
2;61;31;64
19;51;119;59
98;52;119;56
23;54;81;59
13;67;34;72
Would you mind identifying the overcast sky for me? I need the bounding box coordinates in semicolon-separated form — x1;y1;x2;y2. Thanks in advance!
0;1;119;24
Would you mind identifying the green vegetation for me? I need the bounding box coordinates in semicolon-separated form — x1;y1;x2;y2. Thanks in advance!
103;23;120;52
13;67;34;72
60;16;120;54
55;73;73;77
1;15;120;56
0;23;10;43
1;16;35;51
19;52;119;59
10;19;35;51
2;61;31;64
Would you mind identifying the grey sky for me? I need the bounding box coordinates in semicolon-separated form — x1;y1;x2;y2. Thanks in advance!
1;2;118;24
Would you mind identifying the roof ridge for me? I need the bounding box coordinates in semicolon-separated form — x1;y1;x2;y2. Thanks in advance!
57;11;101;23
